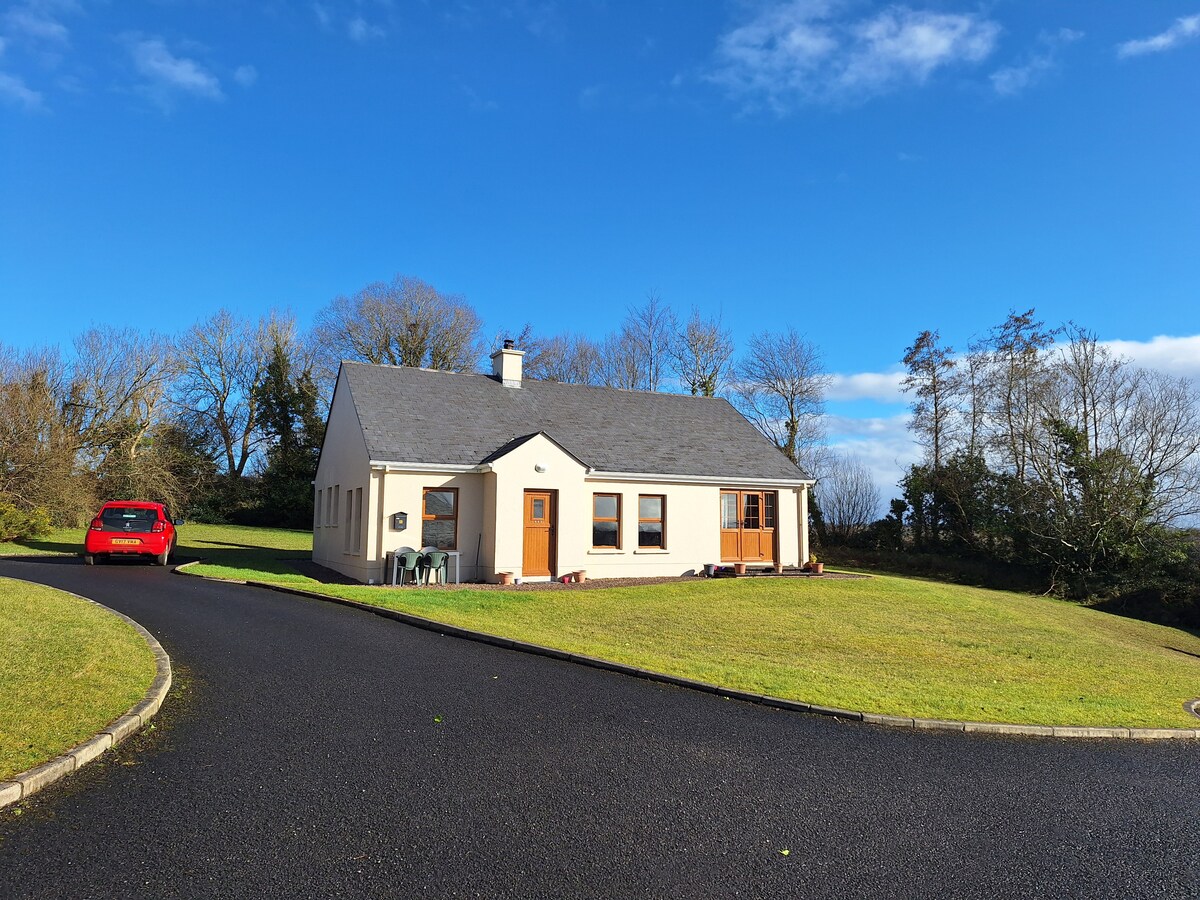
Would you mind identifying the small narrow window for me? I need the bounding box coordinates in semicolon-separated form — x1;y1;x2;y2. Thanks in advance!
315;488;323;529
721;492;739;529
352;487;363;551
638;495;665;549
764;492;776;529
344;488;354;550
593;493;621;549
422;487;458;550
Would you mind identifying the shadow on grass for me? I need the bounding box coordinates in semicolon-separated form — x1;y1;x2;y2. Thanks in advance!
5;536;81;555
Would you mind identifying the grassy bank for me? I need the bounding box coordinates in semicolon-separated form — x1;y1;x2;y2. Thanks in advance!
307;575;1200;729
11;523;1196;729
0;578;156;781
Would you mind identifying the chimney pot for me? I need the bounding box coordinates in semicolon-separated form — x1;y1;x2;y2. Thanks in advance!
503;338;515;350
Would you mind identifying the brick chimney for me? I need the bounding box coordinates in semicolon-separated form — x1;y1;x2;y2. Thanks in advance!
491;339;524;388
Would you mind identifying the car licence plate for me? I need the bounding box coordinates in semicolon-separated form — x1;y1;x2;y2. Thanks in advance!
111;538;140;545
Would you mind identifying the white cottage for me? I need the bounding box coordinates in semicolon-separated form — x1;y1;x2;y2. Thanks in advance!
312;344;814;583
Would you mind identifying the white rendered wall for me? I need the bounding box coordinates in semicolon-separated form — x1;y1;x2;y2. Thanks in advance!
311;369;374;582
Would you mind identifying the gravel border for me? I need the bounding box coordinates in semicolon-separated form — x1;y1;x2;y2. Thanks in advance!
177;562;1200;742
0;582;172;811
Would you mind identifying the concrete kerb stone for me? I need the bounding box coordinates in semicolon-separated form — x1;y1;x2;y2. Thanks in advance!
69;733;115;769
0;782;21;807
0;581;172;812
175;564;1200;743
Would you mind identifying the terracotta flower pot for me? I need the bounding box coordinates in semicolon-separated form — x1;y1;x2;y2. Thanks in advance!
574;570;587;583
733;563;747;575
498;572;514;585
813;562;824;574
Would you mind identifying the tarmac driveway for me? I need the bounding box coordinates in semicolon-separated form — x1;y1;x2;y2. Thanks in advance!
0;557;1196;899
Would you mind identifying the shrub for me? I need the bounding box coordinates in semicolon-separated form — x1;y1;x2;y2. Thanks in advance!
0;500;53;542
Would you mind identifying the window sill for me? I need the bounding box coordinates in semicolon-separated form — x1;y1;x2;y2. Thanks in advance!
633;549;668;554
588;549;624;555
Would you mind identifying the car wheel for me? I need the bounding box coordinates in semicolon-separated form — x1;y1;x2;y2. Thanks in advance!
83;553;95;566
155;548;170;567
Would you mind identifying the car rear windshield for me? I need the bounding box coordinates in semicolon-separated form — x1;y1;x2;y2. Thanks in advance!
100;507;160;532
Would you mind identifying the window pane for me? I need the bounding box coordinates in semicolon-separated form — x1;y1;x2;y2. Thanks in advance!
593;521;618;547
742;494;760;529
532;498;545;519
764;492;776;528
638;496;662;520
424;490;455;517
422;520;456;550
638;523;663;548
594;495;618;519
721;493;738;529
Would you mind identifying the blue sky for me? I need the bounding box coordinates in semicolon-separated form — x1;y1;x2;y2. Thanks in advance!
2;1;1198;499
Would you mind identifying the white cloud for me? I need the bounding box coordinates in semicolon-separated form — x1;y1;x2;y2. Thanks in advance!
347;16;385;43
826;370;906;403
709;0;1000;110
4;5;70;45
233;64;258;87
824;413;919;507
128;37;223;102
1101;334;1200;380
312;3;332;29
0;70;44;109
990;28;1082;97
1117;14;1200;59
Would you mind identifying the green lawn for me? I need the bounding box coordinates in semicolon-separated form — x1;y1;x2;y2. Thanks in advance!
304;576;1200;729
0;522;312;578
0;578;156;781
8;523;1198;729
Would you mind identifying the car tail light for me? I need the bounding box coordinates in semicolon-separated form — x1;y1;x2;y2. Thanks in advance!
152;521;165;533
90;519;103;531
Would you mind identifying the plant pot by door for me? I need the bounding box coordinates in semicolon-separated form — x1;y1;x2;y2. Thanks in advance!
813;563;824;574
733;563;747;575
498;572;514;585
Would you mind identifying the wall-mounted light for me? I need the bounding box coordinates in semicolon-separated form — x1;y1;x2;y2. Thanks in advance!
534;463;548;473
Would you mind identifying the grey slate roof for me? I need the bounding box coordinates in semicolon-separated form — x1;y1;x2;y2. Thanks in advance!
340;361;810;482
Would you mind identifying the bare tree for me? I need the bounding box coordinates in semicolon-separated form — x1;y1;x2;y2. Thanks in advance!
670;309;734;397
173;309;272;478
598;332;645;390
978;309;1059;481
816;454;881;540
0;344;92;522
736;328;829;469
902;330;960;470
314;275;483;373
531;333;604;385
618;292;676;392
69;326;178;478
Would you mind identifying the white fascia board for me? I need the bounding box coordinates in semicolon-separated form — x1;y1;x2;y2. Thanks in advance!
586;470;814;488
369;461;480;474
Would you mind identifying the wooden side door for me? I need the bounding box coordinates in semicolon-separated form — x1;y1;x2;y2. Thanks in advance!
522;490;555;577
720;490;777;563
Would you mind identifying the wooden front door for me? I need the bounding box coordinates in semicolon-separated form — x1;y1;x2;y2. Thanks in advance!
523;490;555;577
720;490;776;563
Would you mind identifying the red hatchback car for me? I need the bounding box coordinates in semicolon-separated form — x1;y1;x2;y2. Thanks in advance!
83;501;181;566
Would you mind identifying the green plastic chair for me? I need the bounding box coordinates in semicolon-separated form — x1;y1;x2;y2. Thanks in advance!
422;551;448;585
397;550;422;586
